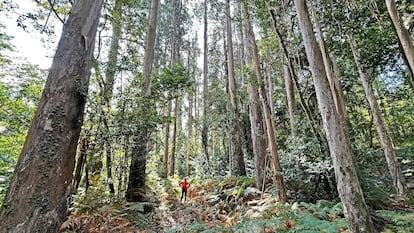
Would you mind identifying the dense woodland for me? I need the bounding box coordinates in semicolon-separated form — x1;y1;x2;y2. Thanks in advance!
0;0;414;232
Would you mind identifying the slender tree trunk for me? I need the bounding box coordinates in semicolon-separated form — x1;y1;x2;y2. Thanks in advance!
103;117;115;194
247;83;267;189
269;8;327;154
0;1;102;232
104;0;123;100
293;0;375;232
386;0;414;83
202;0;211;171
226;0;246;176
282;64;297;136
162;100;172;178
348;32;406;195
169;98;179;177
72;138;88;192
244;1;287;203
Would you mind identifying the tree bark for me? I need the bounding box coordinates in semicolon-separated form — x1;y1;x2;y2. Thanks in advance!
244;1;287;203
142;0;160;97
293;0;375;232
348;31;406;195
282;64;297;136
386;0;414;84
72;138;88;192
202;0;211;171
169;98;179;177
311;2;348;123
104;0;122;100
0;1;102;232
247;83;267;190
226;0;246;176
162;100;172;178
126;0;160;201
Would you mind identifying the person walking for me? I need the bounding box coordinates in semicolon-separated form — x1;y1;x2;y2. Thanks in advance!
179;178;191;202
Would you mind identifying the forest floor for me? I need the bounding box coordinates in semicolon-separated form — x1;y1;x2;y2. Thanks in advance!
61;176;414;233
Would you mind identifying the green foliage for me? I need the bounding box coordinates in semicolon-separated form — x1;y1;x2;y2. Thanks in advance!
375;210;414;232
280;135;335;201
152;63;193;100
0;64;45;206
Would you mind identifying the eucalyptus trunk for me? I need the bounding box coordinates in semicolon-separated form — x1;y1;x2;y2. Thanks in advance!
243;1;287;203
348;32;406;195
162;100;172;178
386;0;414;83
226;0;246;176
282;64;297;136
311;3;348;123
293;0;375;232
169;98;179;177
0;1;102;232
202;0;211;171
247;83;267;190
126;0;160;201
142;0;160;97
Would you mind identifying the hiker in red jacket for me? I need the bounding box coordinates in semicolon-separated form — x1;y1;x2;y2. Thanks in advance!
179;178;190;202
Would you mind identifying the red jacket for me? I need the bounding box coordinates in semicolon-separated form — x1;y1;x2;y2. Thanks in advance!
180;181;190;190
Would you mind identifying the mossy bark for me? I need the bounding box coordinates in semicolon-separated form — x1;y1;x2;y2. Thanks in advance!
0;1;102;232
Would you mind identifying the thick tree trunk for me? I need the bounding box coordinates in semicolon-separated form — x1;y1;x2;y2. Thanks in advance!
293;0;376;232
386;0;414;84
126;127;149;202
126;0;159;201
244;1;287;203
142;0;160;97
311;2;348;123
348;32;406;195
226;0;246;176
0;1;102;232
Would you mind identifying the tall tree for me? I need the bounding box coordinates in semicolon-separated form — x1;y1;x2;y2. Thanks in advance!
348;31;406;195
282;64;297;136
243;1;287;203
126;0;160;201
226;0;246;176
101;0;123;194
169;97;180;176
162;100;172;178
386;0;414;82
0;1;103;232
143;0;160;97
202;0;211;171
293;0;376;232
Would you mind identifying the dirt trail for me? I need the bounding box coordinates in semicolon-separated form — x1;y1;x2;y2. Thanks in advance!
151;193;200;233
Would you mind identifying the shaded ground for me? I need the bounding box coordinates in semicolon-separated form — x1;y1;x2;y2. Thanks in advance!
61;176;414;233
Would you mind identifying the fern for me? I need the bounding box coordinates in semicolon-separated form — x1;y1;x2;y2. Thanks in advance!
375;210;414;228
